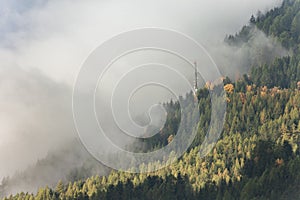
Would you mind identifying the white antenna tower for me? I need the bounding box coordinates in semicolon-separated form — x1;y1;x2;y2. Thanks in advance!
194;61;198;94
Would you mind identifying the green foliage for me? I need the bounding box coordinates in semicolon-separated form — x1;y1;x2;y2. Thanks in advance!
250;56;300;89
256;0;300;51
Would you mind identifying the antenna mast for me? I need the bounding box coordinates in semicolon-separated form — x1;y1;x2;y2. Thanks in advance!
194;61;198;94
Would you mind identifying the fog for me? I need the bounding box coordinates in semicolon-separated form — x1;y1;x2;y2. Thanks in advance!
0;0;285;194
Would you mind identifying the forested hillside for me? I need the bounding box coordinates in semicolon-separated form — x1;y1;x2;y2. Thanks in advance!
1;0;300;199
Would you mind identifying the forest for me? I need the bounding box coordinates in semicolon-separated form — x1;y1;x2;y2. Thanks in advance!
1;0;300;199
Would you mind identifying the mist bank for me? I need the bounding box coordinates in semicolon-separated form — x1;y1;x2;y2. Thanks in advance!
0;139;110;197
212;26;289;79
0;65;74;178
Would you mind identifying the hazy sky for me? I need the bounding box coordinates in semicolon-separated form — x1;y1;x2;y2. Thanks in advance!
0;0;283;178
0;0;282;83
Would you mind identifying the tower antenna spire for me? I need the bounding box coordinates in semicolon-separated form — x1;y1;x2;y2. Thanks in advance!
194;61;198;94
